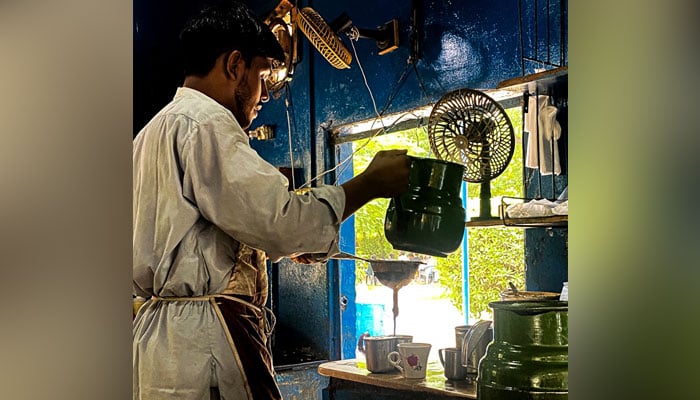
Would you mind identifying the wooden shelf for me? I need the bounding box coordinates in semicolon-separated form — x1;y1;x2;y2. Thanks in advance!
502;214;567;228
466;214;567;228
467;197;568;228
319;359;476;399
496;66;568;95
465;218;502;228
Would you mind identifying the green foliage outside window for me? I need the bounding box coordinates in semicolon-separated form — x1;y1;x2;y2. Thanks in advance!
350;108;524;319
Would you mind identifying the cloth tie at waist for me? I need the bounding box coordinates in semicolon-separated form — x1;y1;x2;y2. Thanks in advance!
151;294;276;344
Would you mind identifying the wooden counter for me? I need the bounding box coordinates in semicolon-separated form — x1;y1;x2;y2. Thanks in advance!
318;359;477;399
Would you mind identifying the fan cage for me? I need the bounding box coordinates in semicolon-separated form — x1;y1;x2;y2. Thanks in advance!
428;89;515;183
296;7;352;69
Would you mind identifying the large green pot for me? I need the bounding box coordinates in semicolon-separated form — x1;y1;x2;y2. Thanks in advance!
384;156;466;257
477;301;568;400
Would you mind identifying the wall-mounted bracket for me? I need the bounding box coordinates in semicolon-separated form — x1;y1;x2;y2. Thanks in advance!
249;125;275;140
329;13;400;55
359;19;400;55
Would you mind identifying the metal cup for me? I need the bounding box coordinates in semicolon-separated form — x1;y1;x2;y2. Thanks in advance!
439;347;468;380
358;334;413;373
392;334;413;347
455;325;469;349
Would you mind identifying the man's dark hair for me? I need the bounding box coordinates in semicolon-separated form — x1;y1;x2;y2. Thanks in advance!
179;1;285;77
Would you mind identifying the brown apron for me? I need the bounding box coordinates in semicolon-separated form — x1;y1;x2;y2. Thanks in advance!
217;244;281;400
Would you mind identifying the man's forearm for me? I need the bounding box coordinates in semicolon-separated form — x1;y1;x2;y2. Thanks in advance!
340;173;377;221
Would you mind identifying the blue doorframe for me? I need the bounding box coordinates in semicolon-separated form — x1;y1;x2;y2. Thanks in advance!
336;142;357;359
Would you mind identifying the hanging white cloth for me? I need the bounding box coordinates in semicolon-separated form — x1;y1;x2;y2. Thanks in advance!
525;95;561;175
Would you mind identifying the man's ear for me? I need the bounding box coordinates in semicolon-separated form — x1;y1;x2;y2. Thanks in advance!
225;50;245;81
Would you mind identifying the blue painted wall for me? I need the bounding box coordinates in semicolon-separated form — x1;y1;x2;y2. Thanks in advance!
134;1;568;395
303;0;525;127
522;77;568;293
275;363;330;400
250;0;568;357
251;0;570;163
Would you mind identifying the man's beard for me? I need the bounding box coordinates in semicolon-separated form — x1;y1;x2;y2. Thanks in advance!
233;75;253;130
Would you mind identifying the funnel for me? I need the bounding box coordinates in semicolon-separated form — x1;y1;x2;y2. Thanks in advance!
333;253;420;335
333;252;420;290
368;260;420;290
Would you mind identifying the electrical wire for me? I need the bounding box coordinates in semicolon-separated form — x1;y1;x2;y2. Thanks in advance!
296;25;442;189
297;108;422;189
347;27;385;127
297;26;392;189
331;109;430;181
412;63;433;101
284;83;296;189
380;62;412;116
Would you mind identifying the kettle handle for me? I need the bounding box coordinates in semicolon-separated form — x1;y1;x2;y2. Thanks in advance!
357;332;369;354
460;320;492;367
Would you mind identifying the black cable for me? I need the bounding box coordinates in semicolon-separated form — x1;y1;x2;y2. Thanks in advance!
379;62;412;116
412;62;436;103
283;82;297;189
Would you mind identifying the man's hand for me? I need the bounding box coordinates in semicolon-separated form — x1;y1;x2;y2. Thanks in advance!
340;149;411;220
289;253;319;264
289;151;411;263
359;149;411;198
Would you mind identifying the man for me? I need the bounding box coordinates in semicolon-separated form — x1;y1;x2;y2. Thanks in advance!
132;2;410;399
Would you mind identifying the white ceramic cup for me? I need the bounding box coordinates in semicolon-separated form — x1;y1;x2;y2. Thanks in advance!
387;342;432;379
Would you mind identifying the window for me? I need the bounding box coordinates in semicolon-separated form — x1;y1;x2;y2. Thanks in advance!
334;103;525;361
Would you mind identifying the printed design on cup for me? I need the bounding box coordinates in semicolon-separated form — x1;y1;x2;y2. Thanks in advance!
388;342;431;379
406;353;423;371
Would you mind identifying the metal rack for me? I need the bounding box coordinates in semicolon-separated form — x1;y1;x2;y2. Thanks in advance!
500;196;567;228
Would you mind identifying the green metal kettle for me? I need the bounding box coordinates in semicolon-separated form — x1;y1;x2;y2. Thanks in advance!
477;300;568;400
384;156;466;257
